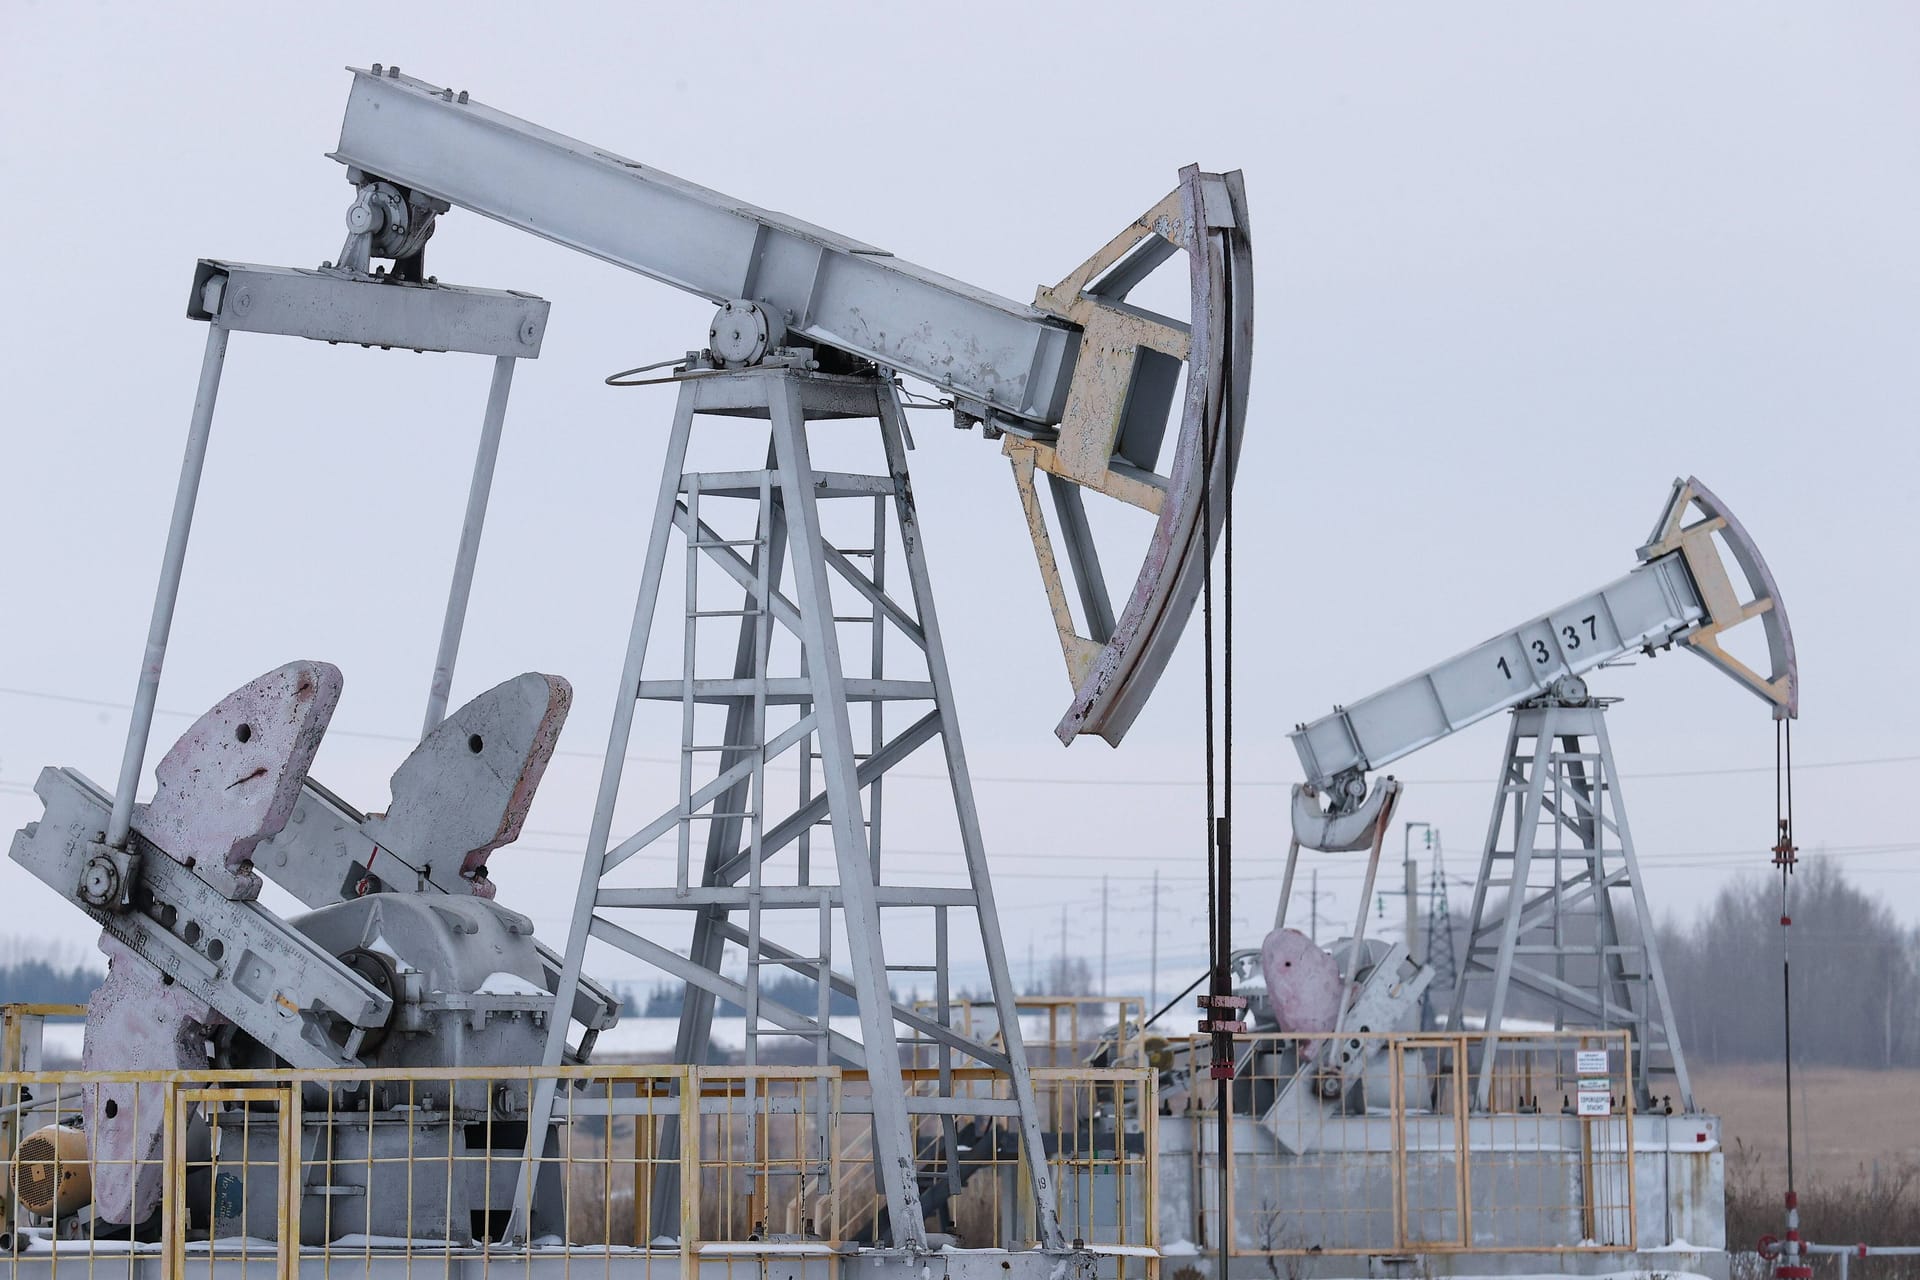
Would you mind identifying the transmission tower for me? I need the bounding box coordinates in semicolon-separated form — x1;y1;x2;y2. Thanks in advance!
1422;830;1457;1031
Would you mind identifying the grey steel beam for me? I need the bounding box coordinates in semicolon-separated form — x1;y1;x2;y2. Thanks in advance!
875;389;1065;1248
1292;555;1704;792
1483;962;1641;1026
657;475;787;1237
1472;705;1559;1110
823;543;927;651
423;355;517;736
673;505;805;633
769;383;927;1245
710;711;942;888
1592;710;1694;1110
1447;714;1524;1037
107;262;547;851
1046;474;1115;644
597;885;981;909
711;921;1013;1073
585;916;866;1065
189;261;548;356
106;324;229;850
633;678;933;703
687;470;893;499
601;713;816;873
331;69;1075;425
513;378;697;1241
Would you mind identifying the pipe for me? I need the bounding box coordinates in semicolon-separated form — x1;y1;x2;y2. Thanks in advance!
421;355;516;737
106;324;231;849
1763;1236;1920;1280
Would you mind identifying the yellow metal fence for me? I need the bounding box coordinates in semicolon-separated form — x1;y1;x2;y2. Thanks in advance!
1170;1029;1637;1257
913;998;1147;1071
2;1054;1153;1274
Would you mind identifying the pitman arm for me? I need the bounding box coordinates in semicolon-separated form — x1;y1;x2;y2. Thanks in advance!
1290;476;1796;849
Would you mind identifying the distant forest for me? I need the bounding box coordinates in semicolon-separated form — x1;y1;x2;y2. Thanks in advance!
4;859;1910;1068
1656;858;1919;1069
0;957;101;1010
632;975;865;1018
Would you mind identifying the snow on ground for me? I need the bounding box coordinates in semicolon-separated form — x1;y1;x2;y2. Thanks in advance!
28;1011;1066;1064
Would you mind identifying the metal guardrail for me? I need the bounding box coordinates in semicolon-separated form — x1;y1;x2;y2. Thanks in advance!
1;1003;88;1244
0;1052;1154;1274
913;997;1148;1071
2;1008;1667;1267
1763;1240;1920;1280
2;1004;86;1073
1164;1029;1638;1257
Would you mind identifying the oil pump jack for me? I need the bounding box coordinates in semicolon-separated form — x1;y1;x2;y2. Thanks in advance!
9;66;1249;1262
1271;477;1795;1115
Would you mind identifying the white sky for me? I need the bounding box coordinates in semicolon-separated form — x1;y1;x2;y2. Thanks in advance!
2;3;1916;1007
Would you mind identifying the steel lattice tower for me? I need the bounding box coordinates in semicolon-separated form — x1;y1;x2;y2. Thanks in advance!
1445;696;1693;1112
1423;831;1457;1031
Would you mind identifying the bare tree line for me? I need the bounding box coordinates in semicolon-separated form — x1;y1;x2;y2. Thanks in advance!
1657;858;1920;1068
1404;856;1915;1070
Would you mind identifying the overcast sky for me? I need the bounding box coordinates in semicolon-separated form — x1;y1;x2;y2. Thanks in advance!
2;3;1916;1006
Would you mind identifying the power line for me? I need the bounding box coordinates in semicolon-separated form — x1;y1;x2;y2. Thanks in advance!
9;764;1907;881
0;682;681;764
493;836;1920;872
2;682;1915;789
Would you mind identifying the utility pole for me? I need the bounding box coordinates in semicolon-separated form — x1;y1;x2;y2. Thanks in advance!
1403;821;1432;962
1310;867;1319;944
1399;820;1440;1027
1150;868;1161;1015
1100;875;1110;997
1059;902;1069;992
1404;859;1420;957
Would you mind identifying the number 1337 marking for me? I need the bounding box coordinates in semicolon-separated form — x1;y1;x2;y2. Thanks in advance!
1496;615;1598;680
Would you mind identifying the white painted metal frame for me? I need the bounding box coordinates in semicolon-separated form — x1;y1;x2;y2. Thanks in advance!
1290;556;1704;795
1447;701;1693;1113
107;269;545;850
331;68;1077;427
523;368;1063;1250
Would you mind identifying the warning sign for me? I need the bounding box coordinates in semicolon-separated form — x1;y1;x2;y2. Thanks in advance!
1575;1049;1609;1075
1577;1088;1611;1117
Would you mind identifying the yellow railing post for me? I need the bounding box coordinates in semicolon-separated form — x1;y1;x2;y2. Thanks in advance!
1222;1058;1235;1259
680;1065;699;1272
0;1057;1151;1266
163;1078;179;1279
1397;1028;1413;1251
1622;1030;1637;1252
1144;1067;1159;1280
280;1081;301;1279
1455;1033;1473;1248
